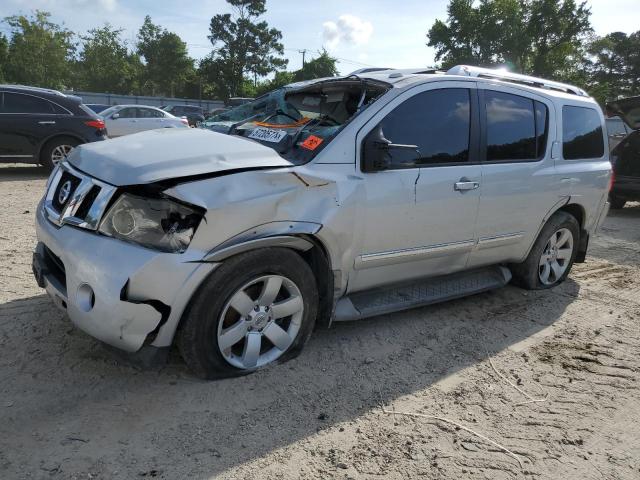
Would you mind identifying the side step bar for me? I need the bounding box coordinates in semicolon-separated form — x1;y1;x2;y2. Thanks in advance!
333;266;512;322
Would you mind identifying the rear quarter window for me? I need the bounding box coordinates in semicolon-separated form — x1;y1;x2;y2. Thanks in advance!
563;106;605;160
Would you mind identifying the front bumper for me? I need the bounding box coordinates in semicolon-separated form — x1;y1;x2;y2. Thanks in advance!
34;202;215;352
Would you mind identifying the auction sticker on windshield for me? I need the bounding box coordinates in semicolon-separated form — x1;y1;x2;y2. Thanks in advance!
248;127;287;143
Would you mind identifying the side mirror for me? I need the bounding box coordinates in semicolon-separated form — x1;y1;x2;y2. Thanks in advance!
111;113;120;119
362;125;420;172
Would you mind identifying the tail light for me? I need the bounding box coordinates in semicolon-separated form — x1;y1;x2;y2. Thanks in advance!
85;119;106;130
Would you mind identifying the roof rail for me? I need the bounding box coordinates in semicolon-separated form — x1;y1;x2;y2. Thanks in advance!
0;84;67;97
446;65;589;97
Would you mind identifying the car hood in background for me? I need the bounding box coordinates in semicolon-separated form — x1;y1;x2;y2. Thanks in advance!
67;128;293;186
607;96;640;130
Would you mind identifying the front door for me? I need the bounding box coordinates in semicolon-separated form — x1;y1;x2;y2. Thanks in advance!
351;82;481;292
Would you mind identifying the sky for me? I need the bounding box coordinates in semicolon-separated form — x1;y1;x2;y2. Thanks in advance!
0;0;639;75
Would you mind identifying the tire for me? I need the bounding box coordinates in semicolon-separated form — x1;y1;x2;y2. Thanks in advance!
40;136;80;171
511;211;580;290
608;194;626;210
177;247;318;379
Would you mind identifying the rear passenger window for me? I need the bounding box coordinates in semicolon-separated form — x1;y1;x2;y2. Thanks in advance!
563;106;604;159
378;88;471;167
2;92;56;114
485;91;547;161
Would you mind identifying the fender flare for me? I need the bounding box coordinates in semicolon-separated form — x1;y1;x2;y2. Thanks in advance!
202;221;323;262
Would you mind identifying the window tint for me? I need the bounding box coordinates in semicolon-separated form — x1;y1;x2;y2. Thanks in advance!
118;107;136;118
2;92;56;114
614;132;640;177
137;107;163;118
485;91;546;161
563;106;604;159
377;88;470;166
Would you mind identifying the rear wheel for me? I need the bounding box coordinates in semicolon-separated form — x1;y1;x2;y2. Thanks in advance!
511;211;580;290
177;248;318;379
608;194;626;210
40;136;80;171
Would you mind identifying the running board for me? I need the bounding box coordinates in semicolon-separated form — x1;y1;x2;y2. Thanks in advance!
333;266;512;322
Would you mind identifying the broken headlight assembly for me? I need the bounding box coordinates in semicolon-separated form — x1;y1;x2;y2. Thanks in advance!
98;193;203;253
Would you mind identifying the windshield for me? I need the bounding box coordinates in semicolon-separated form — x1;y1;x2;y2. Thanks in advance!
201;79;389;164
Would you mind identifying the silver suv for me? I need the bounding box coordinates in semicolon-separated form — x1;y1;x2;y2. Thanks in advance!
33;66;611;378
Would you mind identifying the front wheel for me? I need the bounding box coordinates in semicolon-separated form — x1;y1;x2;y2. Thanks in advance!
511;211;580;290
40;136;80;171
177;248;318;379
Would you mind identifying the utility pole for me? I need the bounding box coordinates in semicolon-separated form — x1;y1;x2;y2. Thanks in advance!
299;49;307;78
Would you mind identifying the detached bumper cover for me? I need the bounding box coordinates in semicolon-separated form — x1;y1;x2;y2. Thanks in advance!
34;202;213;352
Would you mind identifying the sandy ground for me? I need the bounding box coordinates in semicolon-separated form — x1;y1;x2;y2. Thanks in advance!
0;163;639;480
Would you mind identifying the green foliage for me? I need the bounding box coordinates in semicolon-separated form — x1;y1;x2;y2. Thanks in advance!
293;49;338;81
206;0;287;98
0;34;8;82
137;15;194;97
2;10;75;89
76;24;142;94
428;0;592;82
586;31;640;104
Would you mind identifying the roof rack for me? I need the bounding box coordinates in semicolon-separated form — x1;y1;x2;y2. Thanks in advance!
446;65;589;97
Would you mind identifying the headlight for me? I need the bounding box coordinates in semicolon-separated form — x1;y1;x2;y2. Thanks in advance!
98;193;203;253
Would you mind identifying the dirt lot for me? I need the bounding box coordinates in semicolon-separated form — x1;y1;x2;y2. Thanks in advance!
1;163;639;480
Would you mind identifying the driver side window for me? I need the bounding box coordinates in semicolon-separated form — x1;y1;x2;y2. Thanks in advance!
378;88;471;168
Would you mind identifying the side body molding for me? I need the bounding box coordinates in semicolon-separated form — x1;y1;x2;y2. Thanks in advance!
202;221;322;262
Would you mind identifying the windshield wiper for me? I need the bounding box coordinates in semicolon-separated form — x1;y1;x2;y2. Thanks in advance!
227;113;264;136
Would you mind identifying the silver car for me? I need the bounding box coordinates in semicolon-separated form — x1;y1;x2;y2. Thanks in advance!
33;66;611;378
101;105;188;137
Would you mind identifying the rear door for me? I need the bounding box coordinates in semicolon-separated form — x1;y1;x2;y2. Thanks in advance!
467;85;558;268
135;107;165;131
0;92;61;161
351;82;482;291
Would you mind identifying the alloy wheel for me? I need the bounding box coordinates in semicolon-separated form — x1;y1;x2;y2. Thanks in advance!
217;274;304;369
538;227;574;285
51;144;74;166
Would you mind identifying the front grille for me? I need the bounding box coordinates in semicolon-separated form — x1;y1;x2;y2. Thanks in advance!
52;171;81;212
43;163;116;230
74;185;101;220
43;245;66;292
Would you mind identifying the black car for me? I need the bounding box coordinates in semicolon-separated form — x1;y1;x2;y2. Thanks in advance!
607;96;640;209
161;104;205;126
0;85;107;170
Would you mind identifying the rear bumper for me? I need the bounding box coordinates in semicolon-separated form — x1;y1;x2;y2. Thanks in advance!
34;201;216;352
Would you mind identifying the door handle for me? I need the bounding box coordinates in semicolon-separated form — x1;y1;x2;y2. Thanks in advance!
454;179;480;192
38;121;56;125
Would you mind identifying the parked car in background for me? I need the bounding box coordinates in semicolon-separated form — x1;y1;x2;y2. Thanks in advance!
161;105;205;126
85;104;111;114
606;116;632;151
100;105;188;137
607;97;640;209
33;66;610;378
0;85;107;170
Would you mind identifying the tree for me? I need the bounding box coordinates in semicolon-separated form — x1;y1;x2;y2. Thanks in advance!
3;10;75;89
427;0;592;82
0;34;8;82
137;16;194;97
587;31;640;103
206;0;288;99
293;49;338;81
76;24;142;94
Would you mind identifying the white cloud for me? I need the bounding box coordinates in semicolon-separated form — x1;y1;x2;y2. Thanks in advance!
322;14;373;49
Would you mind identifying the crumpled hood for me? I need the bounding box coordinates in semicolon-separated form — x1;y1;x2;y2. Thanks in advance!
67;128;293;186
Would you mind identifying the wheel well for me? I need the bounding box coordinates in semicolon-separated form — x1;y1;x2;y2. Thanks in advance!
296;236;334;330
557;203;588;263
38;134;84;163
558;203;585;229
